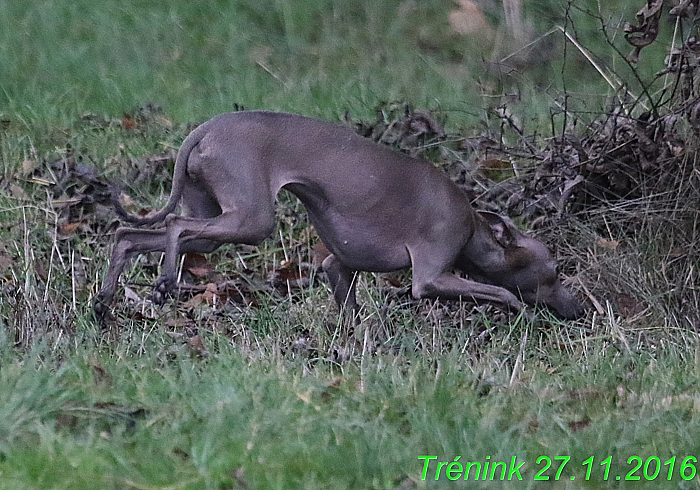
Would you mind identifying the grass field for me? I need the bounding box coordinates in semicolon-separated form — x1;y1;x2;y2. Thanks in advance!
1;0;700;489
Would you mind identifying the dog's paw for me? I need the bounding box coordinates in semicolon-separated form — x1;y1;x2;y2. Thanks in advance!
152;275;175;305
93;293;115;326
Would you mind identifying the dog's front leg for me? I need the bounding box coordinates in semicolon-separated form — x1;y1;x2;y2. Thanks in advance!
411;271;524;312
322;254;360;321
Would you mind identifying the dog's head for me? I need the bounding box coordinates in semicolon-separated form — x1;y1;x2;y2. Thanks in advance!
478;212;585;319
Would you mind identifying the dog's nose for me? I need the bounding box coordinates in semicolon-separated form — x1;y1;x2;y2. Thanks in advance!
548;285;586;320
559;298;586;320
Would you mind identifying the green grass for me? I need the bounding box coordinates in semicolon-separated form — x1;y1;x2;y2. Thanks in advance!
0;0;663;127
0;0;699;489
0;335;698;489
0;0;478;123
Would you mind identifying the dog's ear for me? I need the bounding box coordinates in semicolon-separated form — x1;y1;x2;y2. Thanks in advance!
477;211;523;249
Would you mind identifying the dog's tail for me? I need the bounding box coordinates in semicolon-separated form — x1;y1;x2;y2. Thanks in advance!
111;123;208;226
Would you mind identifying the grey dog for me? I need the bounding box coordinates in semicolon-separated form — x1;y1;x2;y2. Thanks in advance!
95;111;584;321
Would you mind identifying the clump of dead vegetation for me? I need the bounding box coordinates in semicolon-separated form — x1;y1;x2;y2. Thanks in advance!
440;0;700;336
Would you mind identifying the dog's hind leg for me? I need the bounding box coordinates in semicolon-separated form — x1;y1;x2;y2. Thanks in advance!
94;226;221;321
95;228;166;321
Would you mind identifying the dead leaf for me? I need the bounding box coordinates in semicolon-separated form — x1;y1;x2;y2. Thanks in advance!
183;253;214;278
269;261;311;291
123;286;144;303
668;246;687;260
670;0;697;17
311;241;331;269
58;221;81;235
165;318;193;330
34;262;49;281
595;237;619;250
181;283;219;308
218;280;258;306
478;158;514;181
295;390;312;404
116;192;140;213
449;0;490;35
616;293;646;319
88;357;111;386
0;247;14;274
568;417;591;432
8;184;29;200
382;274;404;288
624;0;663;62
21;159;38;176
186;335;209;357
